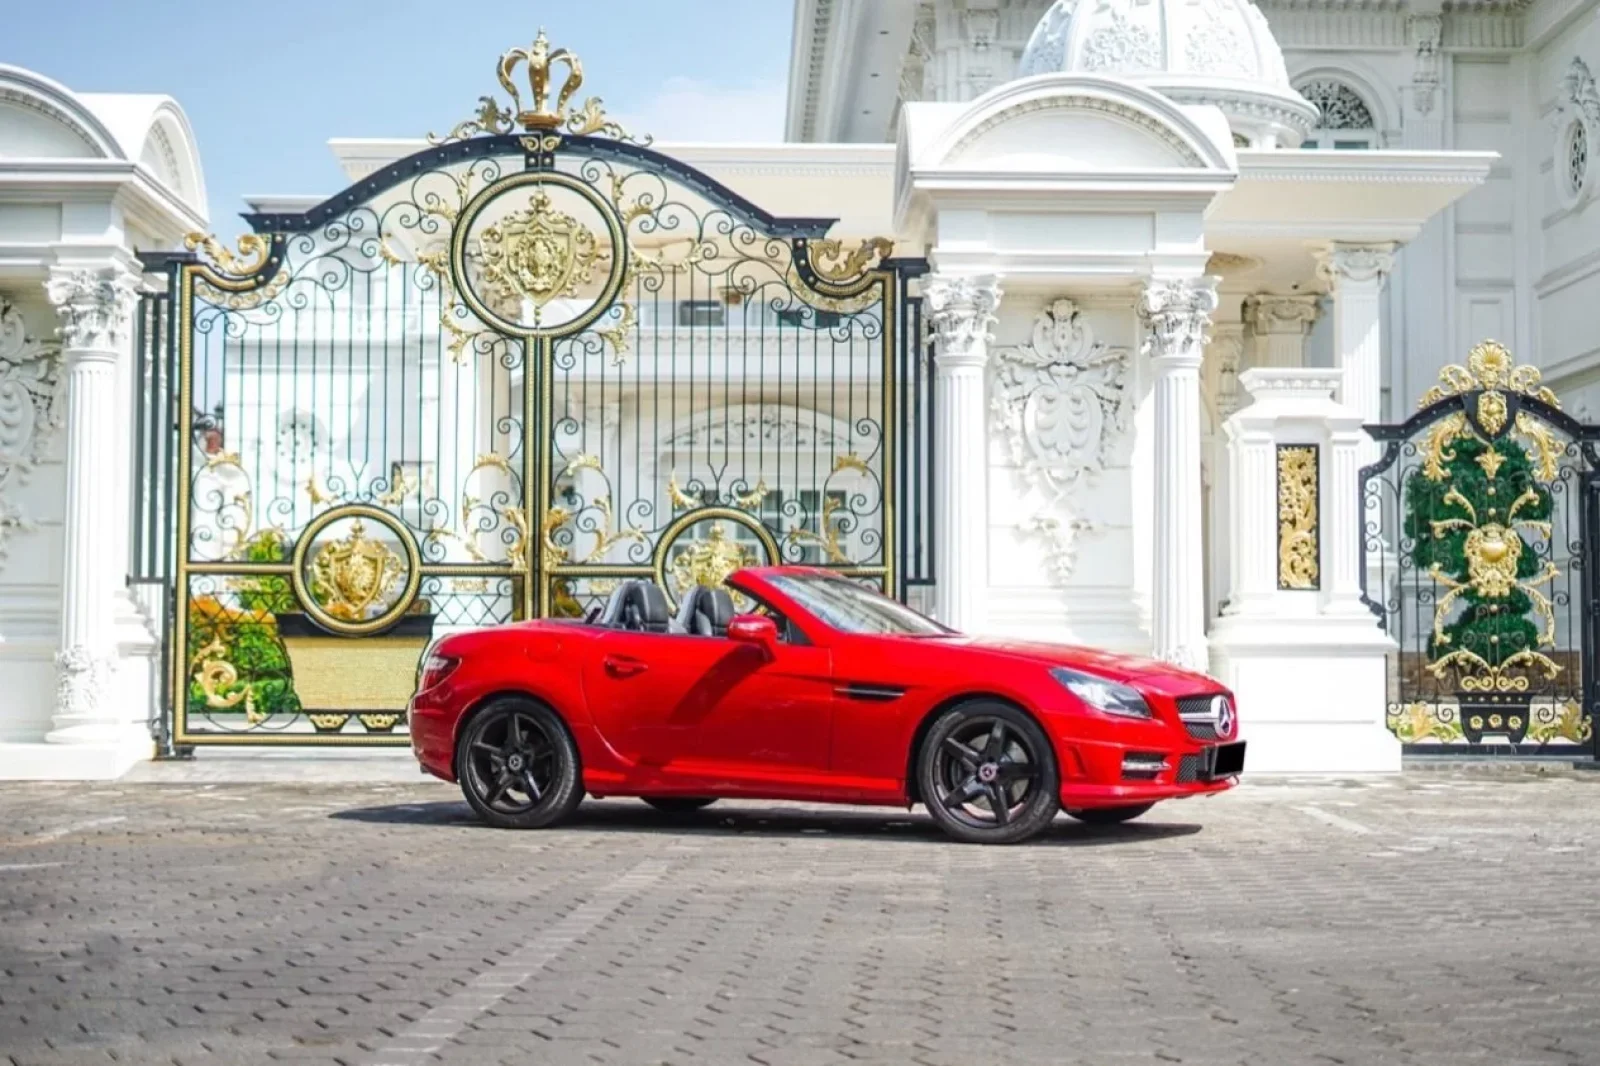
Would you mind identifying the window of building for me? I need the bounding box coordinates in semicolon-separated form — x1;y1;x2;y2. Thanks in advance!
1295;79;1377;150
676;300;725;328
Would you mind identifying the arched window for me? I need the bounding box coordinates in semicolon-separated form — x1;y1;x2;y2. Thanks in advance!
1295;79;1378;150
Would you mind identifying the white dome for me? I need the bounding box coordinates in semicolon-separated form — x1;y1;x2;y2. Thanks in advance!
1017;0;1317;148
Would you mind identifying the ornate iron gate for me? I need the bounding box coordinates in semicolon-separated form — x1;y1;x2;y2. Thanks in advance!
140;33;930;748
1361;341;1600;757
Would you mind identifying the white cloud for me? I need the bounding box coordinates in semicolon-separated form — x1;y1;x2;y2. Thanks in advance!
613;76;787;143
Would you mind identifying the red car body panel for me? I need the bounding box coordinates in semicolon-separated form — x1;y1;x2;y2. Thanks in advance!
409;567;1240;811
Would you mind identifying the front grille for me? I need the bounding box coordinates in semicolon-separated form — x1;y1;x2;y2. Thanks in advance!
1177;695;1221;740
1176;753;1205;784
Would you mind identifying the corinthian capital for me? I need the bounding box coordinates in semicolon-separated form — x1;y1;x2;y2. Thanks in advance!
926;274;1001;367
45;266;140;352
1245;293;1321;336
1314;243;1396;289
1139;275;1219;362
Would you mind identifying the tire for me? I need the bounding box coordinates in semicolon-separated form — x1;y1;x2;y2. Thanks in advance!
642;797;718;814
1065;803;1155;826
917;700;1060;844
456;697;584;829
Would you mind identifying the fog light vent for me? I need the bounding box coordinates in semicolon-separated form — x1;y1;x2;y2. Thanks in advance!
1121;752;1168;780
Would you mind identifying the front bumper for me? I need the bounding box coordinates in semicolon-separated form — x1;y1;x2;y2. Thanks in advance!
1059;735;1244;809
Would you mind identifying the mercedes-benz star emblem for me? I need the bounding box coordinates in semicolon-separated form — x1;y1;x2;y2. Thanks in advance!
1212;695;1235;738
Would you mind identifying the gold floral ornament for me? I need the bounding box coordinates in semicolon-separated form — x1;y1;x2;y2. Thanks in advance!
670;524;754;597
309;519;405;622
474;190;599;326
1424;486;1562;693
190;637;266;725
1276;446;1319;590
431;29;648;145
1419;341;1565;483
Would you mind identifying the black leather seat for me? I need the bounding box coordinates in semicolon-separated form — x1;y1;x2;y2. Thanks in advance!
624;581;672;633
673;586;736;637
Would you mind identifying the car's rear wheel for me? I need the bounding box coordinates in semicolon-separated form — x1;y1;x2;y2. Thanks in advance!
642;797;717;814
918;701;1059;844
456;698;583;829
1065;803;1154;825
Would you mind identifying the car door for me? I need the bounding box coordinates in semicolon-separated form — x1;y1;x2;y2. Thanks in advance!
672;633;833;786
579;630;733;779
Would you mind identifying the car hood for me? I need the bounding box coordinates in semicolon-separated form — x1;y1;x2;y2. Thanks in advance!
924;636;1220;695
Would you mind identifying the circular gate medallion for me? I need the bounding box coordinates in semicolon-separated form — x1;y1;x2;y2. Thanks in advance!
652;507;780;611
450;170;628;340
290;504;424;636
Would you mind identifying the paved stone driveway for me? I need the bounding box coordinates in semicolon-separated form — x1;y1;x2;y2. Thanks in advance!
3;769;1600;1065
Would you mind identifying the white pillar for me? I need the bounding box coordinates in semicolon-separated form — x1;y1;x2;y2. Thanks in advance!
1208;368;1400;773
44;265;144;751
926;273;1000;633
1314;244;1395;431
1244;294;1320;369
1139;274;1217;672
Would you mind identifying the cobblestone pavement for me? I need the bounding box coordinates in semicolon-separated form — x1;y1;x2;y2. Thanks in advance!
4;770;1600;1065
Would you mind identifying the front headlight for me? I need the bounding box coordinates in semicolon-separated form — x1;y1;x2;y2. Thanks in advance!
1050;667;1153;719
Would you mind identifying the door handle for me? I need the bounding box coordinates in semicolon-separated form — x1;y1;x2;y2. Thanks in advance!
603;656;648;678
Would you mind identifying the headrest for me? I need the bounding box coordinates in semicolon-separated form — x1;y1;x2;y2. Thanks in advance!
620;581;671;632
675;586;736;636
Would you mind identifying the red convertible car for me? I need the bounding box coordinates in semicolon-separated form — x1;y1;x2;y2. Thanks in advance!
409;567;1244;844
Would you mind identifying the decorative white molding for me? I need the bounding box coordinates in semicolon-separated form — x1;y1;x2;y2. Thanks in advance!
0;302;62;563
1139;277;1221;362
662;408;859;454
1314;243;1397;287
1246;293;1321;336
45;268;139;352
1210;323;1247;418
926;274;1001;367
53;644;113;722
1408;14;1443;117
991;299;1132;579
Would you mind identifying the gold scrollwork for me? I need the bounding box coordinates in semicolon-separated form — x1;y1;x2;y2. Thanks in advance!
1418;342;1565;486
190;637;266;725
185;232;270;278
1387;702;1466;745
1276;445;1319;590
808;237;895;283
782;496;851;565
1526;701;1594;744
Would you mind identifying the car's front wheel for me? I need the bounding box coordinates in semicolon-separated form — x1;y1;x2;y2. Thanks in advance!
642;797;717;814
1065;803;1154;825
456;698;583;829
918;701;1059;844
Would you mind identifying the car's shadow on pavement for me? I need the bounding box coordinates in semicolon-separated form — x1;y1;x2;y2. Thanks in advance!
330;799;1204;846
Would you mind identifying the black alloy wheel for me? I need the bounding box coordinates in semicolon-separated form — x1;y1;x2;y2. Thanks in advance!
1065;803;1155;826
918;701;1059;844
456;698;583;829
642;797;718;814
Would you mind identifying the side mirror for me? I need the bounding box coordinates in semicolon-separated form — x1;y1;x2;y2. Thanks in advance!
727;614;778;657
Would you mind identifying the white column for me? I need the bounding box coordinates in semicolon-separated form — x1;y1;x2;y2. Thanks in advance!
44;265;143;748
926;273;1000;633
1140;274;1218;671
1244;294;1320;369
1322;416;1371;616
1314;244;1395;431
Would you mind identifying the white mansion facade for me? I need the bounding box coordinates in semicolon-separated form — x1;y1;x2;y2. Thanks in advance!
0;0;1597;776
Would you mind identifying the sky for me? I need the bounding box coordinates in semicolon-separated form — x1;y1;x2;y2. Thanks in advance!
3;0;794;237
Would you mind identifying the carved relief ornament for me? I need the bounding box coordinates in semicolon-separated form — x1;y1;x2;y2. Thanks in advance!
0;301;62;562
44;267;139;352
926;275;1001;366
991;299;1132;579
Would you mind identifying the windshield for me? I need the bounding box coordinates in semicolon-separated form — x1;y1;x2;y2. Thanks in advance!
765;573;951;636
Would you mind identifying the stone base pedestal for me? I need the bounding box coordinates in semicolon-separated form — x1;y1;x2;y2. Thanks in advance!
0;739;152;781
1209;616;1401;773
